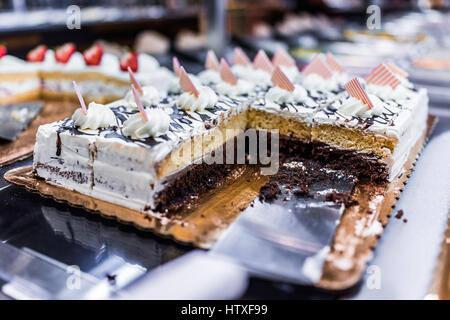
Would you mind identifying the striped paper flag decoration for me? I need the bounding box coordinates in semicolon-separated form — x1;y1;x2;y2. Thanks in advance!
205;50;220;71
386;62;408;78
344;77;373;108
271;66;294;92
128;66;143;96
272;49;296;67
302;54;333;79
173;56;181;76
325;52;344;72
365;63;401;89
179;66;199;97
219;58;238;85
131;84;149;122
233;47;250;66
253;50;274;73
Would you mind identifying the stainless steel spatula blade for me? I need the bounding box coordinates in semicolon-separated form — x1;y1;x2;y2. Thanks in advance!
212;167;355;285
0;101;44;141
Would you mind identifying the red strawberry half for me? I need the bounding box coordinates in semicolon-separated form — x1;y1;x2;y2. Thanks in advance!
83;44;103;66
120;52;138;72
55;43;76;64
0;45;7;59
27;45;47;62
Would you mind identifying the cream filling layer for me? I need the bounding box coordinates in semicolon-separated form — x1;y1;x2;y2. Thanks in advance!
42;79;129;98
0;78;41;97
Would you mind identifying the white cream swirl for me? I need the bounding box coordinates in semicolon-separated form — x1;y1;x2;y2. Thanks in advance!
337;94;384;119
122;108;170;139
124;85;160;109
231;64;272;86
72;102;116;130
177;86;218;112
215;79;255;98
280;65;300;82
366;83;413;101
302;73;339;92
197;69;221;85
265;84;308;106
138;53;160;72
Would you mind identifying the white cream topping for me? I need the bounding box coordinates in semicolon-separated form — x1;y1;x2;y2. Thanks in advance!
302;73;339;92
122;108;170;139
280;65;300;82
197;69;221;85
265;84;310;109
215;79;255;98
337;94;384;119
366;83;414;102
138;54;160;72
0;55;33;73
177;86;218;112
124;85;160;109
72;102;116;130
231;64;272;86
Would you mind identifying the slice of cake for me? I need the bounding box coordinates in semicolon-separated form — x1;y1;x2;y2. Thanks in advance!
33;68;248;213
0;43;177;105
38;44;174;103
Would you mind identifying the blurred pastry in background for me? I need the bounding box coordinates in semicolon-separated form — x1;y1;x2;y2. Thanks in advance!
93;40;123;57
135;31;170;55
413;49;450;70
175;30;206;51
252;22;273;38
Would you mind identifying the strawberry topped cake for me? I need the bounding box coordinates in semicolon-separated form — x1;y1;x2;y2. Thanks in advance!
0;43;175;105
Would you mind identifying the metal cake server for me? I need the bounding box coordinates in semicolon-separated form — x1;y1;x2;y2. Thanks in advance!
0;101;44;141
210;170;355;285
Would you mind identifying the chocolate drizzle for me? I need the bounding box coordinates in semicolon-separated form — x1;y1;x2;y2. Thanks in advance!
52;96;242;154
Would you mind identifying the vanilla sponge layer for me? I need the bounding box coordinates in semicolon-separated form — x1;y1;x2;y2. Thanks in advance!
247;95;428;182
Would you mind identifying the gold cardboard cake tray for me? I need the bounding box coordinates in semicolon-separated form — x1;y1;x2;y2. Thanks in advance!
0;101;79;167
3;115;437;290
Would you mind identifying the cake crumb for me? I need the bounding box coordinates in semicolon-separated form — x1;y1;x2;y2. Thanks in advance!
325;191;358;207
395;209;404;219
403;218;408;223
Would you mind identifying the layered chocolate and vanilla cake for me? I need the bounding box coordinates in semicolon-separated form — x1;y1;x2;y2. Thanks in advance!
32;49;429;214
33;67;248;213
249;55;428;182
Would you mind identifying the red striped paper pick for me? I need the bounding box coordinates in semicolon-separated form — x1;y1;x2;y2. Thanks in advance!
272;49;296;67
72;81;87;115
128;66;143;96
205;50;220;71
233;47;250;66
325;52;344;72
344;77;373;108
173;56;181;76
271;66;295;92
131;84;149;122
386;61;408;78
219;58;237;85
365;63;401;89
253;50;274;73
302;54;333;79
179;66;199;97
